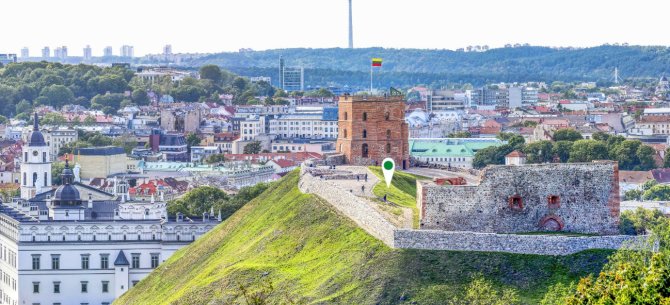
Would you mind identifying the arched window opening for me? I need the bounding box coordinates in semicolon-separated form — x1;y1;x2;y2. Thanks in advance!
362;144;369;158
363;130;367;138
362;112;367;121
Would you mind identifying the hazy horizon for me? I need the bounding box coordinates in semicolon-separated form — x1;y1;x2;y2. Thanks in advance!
3;0;670;56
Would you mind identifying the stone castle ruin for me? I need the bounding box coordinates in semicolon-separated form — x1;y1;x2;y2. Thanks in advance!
418;161;620;235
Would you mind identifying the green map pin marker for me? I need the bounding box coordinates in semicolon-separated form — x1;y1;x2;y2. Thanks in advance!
382;158;395;188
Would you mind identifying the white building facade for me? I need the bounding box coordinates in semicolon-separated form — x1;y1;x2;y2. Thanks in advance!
0;120;220;305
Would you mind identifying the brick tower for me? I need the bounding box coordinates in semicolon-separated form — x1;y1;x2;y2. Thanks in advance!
336;95;410;169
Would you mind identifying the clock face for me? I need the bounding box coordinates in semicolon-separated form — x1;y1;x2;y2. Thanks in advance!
32;150;39;156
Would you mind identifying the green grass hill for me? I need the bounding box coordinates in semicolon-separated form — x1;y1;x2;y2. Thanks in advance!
115;171;611;305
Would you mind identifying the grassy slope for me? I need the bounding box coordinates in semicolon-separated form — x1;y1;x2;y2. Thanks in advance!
115;171;610;305
369;166;423;228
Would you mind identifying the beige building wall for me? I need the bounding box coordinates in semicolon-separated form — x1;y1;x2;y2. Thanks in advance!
77;154;127;179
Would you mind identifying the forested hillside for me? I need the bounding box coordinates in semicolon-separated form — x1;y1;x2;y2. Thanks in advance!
180;45;670;87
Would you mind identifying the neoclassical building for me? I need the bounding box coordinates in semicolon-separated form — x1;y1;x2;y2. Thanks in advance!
0;116;220;305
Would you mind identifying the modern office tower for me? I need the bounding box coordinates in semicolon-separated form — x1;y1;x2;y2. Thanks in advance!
120;45;134;58
20;47;29;58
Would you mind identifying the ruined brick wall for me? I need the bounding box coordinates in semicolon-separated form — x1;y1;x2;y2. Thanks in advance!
418;161;621;235
336;96;410;168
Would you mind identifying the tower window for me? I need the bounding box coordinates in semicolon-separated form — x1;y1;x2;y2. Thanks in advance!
43;152;46;163
386;143;391;153
386;129;391;139
548;195;560;208
363;130;367;138
362;143;369;158
362;112;367;121
508;195;523;211
344;112;348;120
385;112;390;120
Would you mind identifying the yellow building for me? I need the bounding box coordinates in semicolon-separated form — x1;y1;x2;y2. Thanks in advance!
74;147;127;180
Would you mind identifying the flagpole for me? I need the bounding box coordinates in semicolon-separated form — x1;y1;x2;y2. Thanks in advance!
370;63;373;93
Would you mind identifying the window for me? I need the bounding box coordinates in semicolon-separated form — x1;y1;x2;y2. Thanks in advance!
362;112;367;121
44;172;47;187
386;129;391;139
100;254;109;269
33;282;39;293
508;195;523;211
81;281;88;293
362;143;369;158
102;281;109;293
53;282;60;293
343;129;347;138
43;152;47;163
386;143;391;153
385;112;390;120
131;253;140;269
81;254;89;269
51;255;60;270
548;195;560;208
32;255;40;270
151;253;159;268
362;130;367;138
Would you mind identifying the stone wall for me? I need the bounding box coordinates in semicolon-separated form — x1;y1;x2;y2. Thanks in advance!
418;161;620;235
299;165;396;246
299;164;644;255
393;230;644;255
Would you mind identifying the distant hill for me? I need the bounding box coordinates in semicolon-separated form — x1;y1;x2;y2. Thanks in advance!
115;171;611;305
177;46;670;88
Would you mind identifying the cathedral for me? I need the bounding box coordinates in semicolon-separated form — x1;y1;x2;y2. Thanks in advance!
0;115;220;305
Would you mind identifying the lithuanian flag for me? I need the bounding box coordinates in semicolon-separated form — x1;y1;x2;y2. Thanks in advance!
372;58;382;67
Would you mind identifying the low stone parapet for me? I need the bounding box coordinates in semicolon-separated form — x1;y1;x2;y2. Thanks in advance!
394;229;647;255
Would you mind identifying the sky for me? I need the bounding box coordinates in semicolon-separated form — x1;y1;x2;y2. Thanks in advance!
3;0;670;57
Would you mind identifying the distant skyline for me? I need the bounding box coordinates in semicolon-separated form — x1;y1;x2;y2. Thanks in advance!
3;0;670;57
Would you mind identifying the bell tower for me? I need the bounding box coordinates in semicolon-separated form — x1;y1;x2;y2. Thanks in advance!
20;113;52;199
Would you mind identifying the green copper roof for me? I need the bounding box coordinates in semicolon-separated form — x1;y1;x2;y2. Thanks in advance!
409;139;503;157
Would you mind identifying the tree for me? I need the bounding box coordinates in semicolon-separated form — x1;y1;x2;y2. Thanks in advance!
496;132;525;149
609;140;641;170
186;133;201;147
131;89;150;106
642;184;670;201
243;141;262;154
447;131;471;138
664;148;670;168
91;93;125;113
51;161;65;185
552;141;573;163
566;216;670;304
167;186;229;217
38;85;74;108
624;189;643;201
15;99;32;115
40;112;67;125
568;140;608;162
0;115;7;124
199;65;223;84
637;145;657;170
112;134;138;155
87;133;113;146
472;144;515;169
523;140;553;163
206;154;226;164
552;128;583;142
